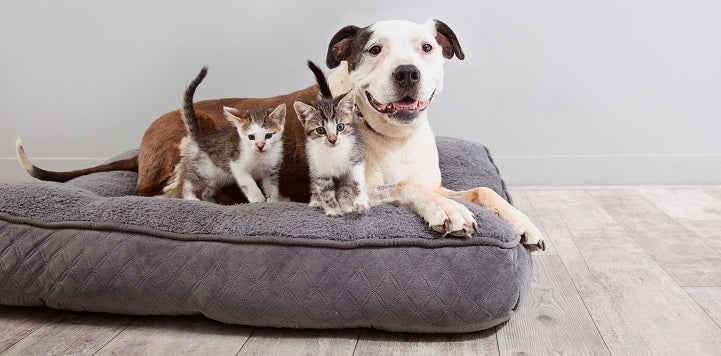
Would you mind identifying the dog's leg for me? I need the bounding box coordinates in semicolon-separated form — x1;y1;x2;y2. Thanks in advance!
370;181;477;237
440;186;545;251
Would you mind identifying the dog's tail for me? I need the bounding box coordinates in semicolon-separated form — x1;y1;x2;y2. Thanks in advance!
307;60;332;99
181;66;209;140
15;137;138;182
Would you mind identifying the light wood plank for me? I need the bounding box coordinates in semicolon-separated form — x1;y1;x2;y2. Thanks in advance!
96;315;252;356
591;189;721;286
3;312;132;355
527;190;721;355
704;187;721;202
497;255;609;355
237;328;358;356
509;190;558;255
353;329;498;356
637;187;721;220
639;187;721;252
687;287;721;326
0;306;62;353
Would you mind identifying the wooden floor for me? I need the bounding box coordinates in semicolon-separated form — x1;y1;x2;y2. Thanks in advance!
2;187;721;355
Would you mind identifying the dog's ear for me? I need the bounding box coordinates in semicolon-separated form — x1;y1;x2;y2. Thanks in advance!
326;25;360;69
428;19;465;60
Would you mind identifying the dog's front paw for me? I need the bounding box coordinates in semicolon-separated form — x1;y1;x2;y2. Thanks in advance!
502;207;546;252
426;197;478;238
519;220;545;252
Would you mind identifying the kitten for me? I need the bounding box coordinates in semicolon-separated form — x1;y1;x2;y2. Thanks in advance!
293;61;369;216
178;66;286;203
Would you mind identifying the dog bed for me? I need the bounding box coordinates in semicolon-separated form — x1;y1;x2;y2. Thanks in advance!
0;136;531;333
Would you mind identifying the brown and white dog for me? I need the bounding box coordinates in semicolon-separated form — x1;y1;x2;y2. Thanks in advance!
16;19;544;250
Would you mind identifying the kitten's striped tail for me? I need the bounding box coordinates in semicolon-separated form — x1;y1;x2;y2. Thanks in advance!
181;66;208;140
307;60;332;99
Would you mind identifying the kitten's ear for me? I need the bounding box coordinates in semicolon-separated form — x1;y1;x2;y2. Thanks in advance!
338;91;355;114
269;103;286;127
293;101;315;125
223;106;244;123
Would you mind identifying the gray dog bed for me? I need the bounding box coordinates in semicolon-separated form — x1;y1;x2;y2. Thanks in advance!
0;136;531;333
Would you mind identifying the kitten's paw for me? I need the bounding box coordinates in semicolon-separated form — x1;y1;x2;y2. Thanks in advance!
247;195;267;203
324;206;344;217
325;210;344;217
308;196;322;209
352;201;370;214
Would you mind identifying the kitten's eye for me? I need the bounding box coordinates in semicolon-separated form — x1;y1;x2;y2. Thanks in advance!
315;127;326;135
336;123;345;132
422;44;433;53
264;133;273;139
368;45;382;55
248;134;255;140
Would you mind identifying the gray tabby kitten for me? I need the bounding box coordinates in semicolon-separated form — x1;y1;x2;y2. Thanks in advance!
178;67;286;203
293;61;370;216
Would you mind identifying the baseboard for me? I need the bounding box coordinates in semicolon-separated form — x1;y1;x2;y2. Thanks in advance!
0;157;107;183
494;154;721;186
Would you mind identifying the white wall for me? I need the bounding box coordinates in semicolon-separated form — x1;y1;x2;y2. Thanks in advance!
2;0;720;185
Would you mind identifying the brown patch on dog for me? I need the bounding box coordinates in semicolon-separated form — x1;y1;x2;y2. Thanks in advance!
137;85;319;202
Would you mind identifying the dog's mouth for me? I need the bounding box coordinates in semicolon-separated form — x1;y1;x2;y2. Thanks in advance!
365;91;434;115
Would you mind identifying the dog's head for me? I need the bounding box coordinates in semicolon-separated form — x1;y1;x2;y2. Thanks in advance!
326;19;464;130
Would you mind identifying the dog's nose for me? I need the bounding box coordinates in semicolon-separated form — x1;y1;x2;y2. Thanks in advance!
392;65;420;87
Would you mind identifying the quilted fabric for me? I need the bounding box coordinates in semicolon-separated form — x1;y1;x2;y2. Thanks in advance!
0;137;532;333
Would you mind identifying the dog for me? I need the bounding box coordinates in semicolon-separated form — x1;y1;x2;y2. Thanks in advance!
16;19;544;250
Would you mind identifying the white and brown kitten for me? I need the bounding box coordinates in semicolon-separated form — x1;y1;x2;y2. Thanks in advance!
293;61;369;216
178;67;286;203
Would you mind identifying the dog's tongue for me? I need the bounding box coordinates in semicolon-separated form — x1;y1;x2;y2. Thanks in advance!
391;98;431;111
393;98;419;110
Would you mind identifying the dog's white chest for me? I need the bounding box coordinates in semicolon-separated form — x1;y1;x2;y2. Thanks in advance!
361;119;441;186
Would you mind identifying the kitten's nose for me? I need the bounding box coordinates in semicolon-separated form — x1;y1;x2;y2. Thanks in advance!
256;142;265;151
328;137;337;145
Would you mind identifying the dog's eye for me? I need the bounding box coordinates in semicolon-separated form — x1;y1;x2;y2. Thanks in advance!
248;134;255;140
422;44;433;53
315;127;326;135
368;45;382;55
336;123;345;132
264;133;273;139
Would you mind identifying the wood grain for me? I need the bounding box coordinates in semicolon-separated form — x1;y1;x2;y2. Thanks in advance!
2;312;132;355
237;328;358;356
591;189;721;286
0;306;62;353
496;255;609;355
686;287;721;326
638;187;721;252
526;190;721;355
95;315;252;356
353;328;498;356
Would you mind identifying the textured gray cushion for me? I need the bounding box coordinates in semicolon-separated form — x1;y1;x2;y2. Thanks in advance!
0;136;531;333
